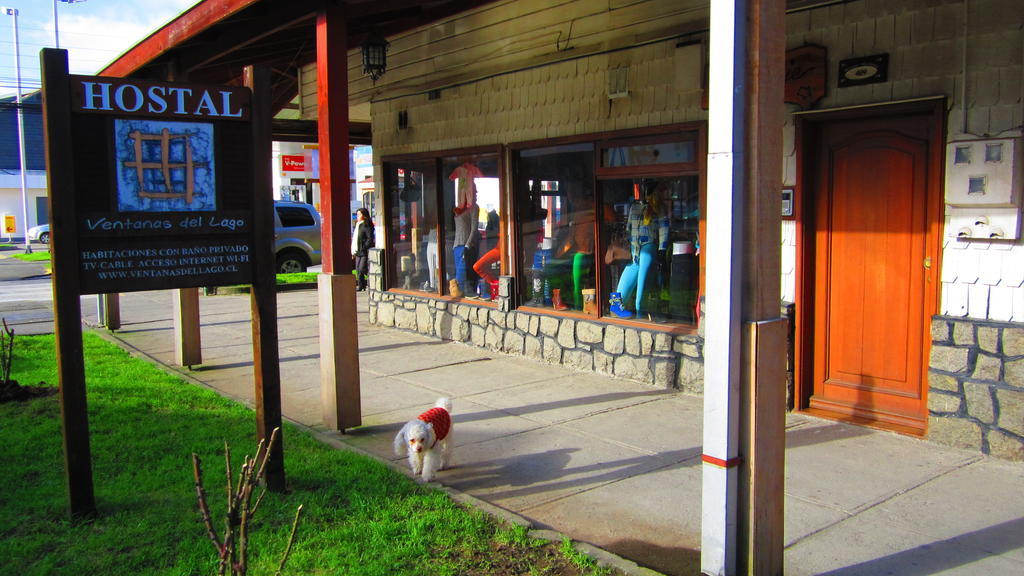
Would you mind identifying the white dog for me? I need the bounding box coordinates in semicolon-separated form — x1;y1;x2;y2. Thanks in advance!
393;398;453;482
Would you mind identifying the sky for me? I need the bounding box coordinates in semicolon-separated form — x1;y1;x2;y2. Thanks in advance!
0;0;200;97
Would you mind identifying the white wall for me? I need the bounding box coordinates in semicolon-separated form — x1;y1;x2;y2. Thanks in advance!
783;0;1024;322
0;171;47;237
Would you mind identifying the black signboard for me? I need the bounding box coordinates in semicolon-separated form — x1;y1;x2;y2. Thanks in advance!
65;75;255;294
43;49;283;520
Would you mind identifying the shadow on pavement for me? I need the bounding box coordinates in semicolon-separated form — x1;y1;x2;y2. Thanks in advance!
816;517;1024;576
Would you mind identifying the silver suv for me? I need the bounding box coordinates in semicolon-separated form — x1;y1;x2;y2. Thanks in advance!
274;201;322;273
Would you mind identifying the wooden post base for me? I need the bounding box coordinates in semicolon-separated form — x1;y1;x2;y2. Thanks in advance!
318;273;361;431
173;288;201;368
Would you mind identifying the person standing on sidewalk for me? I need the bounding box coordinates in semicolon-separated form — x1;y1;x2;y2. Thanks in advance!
352;208;375;291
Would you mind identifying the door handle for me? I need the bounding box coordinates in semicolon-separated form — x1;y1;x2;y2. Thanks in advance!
923;257;932;270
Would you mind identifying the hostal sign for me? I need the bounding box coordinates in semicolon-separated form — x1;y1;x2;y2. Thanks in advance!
67;76;255;294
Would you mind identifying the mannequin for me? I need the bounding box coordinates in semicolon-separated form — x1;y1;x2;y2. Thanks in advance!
449;161;482;295
609;182;669;318
419;193;439;292
472;209;501;299
541;183;596;311
544;221;594;310
423;225;439;291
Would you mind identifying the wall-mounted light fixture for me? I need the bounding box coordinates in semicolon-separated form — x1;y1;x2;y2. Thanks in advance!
362;29;389;82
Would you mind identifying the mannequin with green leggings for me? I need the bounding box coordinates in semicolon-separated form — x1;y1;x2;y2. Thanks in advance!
543;220;594;310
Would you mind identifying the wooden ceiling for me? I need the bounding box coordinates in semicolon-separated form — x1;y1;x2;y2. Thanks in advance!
101;0;498;116
101;0;845;119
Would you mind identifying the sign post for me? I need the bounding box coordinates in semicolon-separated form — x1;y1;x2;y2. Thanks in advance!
42;48;282;518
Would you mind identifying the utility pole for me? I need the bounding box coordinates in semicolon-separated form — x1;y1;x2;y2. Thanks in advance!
3;7;32;254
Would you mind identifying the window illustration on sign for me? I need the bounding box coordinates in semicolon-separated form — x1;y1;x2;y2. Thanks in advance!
115;119;215;212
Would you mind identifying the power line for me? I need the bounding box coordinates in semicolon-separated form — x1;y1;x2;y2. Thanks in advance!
0;23;139;41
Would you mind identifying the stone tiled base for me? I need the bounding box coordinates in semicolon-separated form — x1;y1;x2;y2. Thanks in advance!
930;316;1024;461
368;289;705;392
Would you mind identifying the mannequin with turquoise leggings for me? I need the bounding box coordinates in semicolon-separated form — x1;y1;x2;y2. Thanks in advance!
613;242;657;316
610;187;669;318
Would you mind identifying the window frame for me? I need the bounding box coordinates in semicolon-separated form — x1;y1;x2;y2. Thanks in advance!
381;145;504;301
509;123;707;333
596;131;702;178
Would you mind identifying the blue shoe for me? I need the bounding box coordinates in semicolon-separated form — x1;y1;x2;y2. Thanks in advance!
609;292;633;318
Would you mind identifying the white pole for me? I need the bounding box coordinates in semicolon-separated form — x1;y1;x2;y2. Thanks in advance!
53;0;60;48
701;1;747;574
4;8;32;254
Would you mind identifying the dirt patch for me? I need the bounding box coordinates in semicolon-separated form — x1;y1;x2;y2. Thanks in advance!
445;540;627;576
605;538;700;576
0;380;57;403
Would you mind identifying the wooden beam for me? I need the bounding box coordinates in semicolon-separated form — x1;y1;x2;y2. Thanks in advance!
172;288;202;368
319;274;362;432
738;0;786;574
270;119;372;144
101;0;263;77
96;294;121;330
316;3;362;433
316;3;352;275
41;48;96;521
245;64;286;491
180;12;317;77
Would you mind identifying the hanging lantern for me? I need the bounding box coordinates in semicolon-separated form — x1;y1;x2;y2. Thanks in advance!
362;30;389;82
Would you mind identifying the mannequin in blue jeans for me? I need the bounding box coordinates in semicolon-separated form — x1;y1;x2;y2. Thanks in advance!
451;207;478;294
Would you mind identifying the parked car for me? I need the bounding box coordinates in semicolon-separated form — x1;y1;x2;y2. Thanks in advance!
274;201;322;273
27;223;49;244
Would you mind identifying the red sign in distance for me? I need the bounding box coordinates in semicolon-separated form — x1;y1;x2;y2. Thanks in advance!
281;154;305;172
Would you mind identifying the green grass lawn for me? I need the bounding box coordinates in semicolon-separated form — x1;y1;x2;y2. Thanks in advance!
0;333;614;576
275;272;318;285
10;250;51;262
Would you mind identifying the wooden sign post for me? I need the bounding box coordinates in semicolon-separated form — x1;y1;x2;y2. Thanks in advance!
41;48;283;518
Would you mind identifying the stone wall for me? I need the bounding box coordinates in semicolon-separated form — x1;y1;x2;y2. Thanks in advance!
929;316;1024;460
367;249;705;391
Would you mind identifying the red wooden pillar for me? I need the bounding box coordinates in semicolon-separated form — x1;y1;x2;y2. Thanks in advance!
316;4;361;431
317;3;352;274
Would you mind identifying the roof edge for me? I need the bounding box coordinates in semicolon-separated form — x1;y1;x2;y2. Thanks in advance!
100;0;264;78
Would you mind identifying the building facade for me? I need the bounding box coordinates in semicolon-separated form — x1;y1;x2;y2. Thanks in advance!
334;0;1024;460
0;92;47;238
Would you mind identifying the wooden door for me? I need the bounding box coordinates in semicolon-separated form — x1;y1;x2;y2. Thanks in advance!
804;110;939;434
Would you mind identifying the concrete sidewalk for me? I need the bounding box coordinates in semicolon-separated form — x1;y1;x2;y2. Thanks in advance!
78;288;1024;576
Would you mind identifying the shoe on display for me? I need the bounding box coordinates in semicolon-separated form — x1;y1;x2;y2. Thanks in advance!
609;291;633;318
552;288;570;311
448;279;464;299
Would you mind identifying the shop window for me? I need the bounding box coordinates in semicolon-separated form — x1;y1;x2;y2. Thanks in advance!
514;130;702;327
383;149;503;299
514;143;597;313
383;159;437;292
601;139;696;168
601;176;700;324
442;153;501;299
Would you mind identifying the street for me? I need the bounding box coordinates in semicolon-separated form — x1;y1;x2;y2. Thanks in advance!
0;246;57;334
